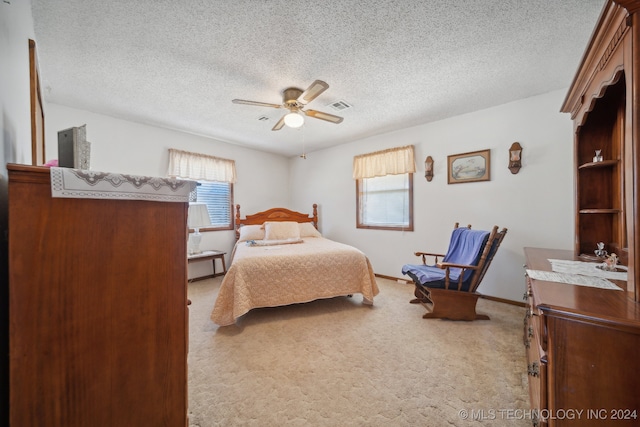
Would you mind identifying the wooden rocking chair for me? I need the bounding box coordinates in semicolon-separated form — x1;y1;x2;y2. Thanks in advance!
401;223;507;320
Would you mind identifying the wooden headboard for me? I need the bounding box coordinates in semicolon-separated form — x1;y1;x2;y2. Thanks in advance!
235;204;318;239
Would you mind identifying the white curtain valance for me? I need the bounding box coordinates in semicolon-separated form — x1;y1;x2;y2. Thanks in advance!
167;148;237;183
352;145;416;180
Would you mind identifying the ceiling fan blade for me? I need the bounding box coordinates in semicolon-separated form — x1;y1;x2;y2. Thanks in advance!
272;115;286;131
304;109;344;124
298;80;329;105
232;99;282;109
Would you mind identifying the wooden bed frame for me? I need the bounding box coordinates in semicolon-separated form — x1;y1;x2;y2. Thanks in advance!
234;204;318;239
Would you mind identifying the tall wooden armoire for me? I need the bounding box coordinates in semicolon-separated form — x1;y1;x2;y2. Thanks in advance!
561;0;640;302
8;164;190;426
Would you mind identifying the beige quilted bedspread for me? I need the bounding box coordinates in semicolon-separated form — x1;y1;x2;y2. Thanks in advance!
210;237;379;326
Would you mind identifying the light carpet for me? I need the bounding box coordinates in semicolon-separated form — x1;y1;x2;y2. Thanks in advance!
187;277;530;426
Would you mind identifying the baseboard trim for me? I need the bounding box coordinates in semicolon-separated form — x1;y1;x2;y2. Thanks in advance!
373;273;526;308
375;273;412;284
480;294;526;307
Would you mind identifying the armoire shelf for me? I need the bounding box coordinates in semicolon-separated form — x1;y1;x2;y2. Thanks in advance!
577;159;619;169
578;208;621;214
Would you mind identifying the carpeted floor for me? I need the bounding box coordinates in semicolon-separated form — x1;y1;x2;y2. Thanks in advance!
187;277;531;426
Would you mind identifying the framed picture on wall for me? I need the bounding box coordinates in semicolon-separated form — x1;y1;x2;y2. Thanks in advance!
447;149;490;184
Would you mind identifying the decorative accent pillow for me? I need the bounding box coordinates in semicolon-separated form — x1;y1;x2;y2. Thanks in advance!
264;221;301;241
246;238;303;246
238;224;265;242
299;222;322;238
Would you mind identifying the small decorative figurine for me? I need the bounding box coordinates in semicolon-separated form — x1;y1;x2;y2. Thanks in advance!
593;149;603;162
604;253;619;271
595;242;607;258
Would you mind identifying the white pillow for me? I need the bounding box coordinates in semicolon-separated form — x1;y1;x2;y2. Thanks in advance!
264;221;301;241
299;222;322;238
238;224;265;242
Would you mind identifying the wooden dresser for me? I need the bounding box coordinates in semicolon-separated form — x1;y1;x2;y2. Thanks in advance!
8;165;189;426
524;247;640;426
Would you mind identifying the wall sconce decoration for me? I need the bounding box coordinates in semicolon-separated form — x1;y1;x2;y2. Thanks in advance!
508;142;522;174
425;156;434;181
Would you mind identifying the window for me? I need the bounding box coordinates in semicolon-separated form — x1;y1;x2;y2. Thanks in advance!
356;173;413;230
196;181;233;230
353;145;415;231
167;148;237;231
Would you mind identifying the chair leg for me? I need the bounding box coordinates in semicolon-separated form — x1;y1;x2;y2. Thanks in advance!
410;286;433;304
420;289;489;321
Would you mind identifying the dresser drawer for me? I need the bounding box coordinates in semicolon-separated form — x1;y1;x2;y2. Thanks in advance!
524;276;548;426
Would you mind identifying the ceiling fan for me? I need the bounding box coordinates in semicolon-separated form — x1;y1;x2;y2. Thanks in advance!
232;80;344;131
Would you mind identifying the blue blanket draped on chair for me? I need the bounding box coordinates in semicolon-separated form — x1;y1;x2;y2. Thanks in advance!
401;228;490;291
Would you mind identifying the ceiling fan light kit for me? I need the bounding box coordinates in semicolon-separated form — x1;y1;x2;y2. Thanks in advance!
232;80;344;131
284;111;304;128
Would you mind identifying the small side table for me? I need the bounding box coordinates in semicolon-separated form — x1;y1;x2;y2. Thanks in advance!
187;250;227;281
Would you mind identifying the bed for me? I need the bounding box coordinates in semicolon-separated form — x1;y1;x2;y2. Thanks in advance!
210;204;379;326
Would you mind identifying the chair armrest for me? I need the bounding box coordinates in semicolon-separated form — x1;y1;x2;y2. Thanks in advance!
436;262;480;291
414;251;446;265
436;262;480;270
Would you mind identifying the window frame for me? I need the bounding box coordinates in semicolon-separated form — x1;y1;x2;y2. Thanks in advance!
355;172;414;231
192;181;234;232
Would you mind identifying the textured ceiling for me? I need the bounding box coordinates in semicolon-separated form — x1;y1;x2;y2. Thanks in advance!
31;0;605;157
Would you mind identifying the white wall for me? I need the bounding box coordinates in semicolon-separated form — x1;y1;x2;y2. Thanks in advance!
1;0;35;173
40;91;575;303
45;103;292;278
290;90;575;302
